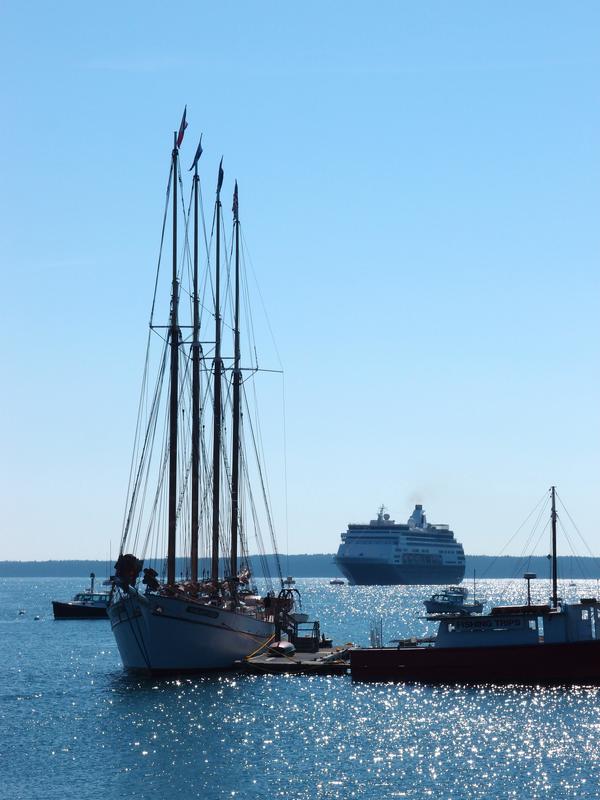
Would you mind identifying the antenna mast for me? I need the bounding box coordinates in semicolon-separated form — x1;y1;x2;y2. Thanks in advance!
230;182;241;580
190;159;201;585
551;485;558;608
167;133;180;586
211;162;224;584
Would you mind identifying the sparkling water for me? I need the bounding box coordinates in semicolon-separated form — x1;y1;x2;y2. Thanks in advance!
2;577;600;799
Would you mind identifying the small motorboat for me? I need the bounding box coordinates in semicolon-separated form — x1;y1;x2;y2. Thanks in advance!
423;586;483;615
52;573;110;619
330;578;345;586
283;576;296;586
268;641;296;658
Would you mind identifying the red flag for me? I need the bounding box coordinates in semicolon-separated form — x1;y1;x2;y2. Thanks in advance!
176;106;188;148
232;181;238;221
216;157;224;194
188;135;203;172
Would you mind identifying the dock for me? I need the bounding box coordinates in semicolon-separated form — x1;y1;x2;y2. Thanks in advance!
241;646;351;676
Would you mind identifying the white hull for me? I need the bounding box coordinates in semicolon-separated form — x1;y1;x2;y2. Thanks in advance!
108;589;275;672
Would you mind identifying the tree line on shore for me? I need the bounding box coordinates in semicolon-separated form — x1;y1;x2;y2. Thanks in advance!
1;554;600;579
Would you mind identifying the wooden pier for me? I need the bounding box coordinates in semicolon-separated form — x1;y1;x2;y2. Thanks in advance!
241;646;351;676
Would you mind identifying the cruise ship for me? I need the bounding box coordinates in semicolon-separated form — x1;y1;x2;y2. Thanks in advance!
334;505;465;585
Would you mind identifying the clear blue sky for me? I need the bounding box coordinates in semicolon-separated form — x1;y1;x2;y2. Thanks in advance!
1;2;598;560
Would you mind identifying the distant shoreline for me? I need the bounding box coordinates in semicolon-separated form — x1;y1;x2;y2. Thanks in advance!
1;554;599;579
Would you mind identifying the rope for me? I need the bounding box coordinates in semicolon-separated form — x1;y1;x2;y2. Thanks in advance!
149;163;174;327
243;633;277;660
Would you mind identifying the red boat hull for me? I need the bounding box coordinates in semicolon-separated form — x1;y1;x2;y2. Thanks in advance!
350;640;600;684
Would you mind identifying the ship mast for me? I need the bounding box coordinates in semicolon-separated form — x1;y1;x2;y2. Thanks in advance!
190;143;202;585
211;160;224;584
167;132;180;586
230;182;240;580
551;485;558;608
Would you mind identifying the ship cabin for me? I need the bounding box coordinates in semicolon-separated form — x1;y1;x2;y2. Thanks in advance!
426;599;600;649
72;593;109;604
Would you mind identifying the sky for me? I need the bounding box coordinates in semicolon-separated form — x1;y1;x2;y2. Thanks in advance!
0;2;599;560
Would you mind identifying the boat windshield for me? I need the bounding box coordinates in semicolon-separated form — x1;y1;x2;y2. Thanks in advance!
73;593;108;602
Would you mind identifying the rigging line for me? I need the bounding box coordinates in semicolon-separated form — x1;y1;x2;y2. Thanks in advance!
238;427;253;580
136;353;173;556
241;380;283;583
238;469;249;568
177;164;194;316
120;328;153;539
150;163;174;327
498;496;554;596
240;226;284;371
240;245;260;370
242;452;273;588
197;173;211;274
206;198;218;316
220;220;235;335
139;406;171;558
149;473;167;578
129;335;170;552
175;358;194;525
218;202;235;340
556;490;599;561
134;378;169;557
120;337;169;553
518;495;552;558
557;518;592;580
479;491;550;578
281;373;289;575
501;519;551;601
236;433;271;584
247;374;277;541
178;179;195;309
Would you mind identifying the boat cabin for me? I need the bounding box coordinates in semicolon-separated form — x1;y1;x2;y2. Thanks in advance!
431;599;600;649
73;593;109;603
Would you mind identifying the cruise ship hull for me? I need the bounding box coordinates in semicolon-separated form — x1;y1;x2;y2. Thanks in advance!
108;590;275;673
334;558;465;586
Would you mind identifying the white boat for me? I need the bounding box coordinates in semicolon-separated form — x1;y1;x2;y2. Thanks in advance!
52;572;110;619
334;504;465;585
111;588;276;671
108;113;294;672
423;586;483;615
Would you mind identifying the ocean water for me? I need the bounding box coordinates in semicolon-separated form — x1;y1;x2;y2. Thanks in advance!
2;577;600;799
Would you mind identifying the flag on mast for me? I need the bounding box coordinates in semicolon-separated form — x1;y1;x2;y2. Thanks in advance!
232;181;239;221
176;106;188;148
217;157;224;194
189;134;203;171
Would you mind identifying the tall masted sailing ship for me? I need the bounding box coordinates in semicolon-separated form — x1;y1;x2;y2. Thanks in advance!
108;111;293;672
